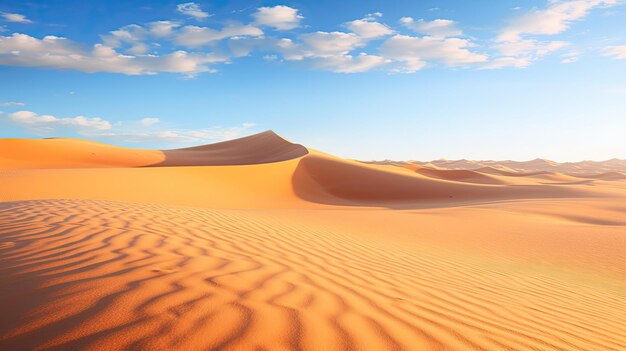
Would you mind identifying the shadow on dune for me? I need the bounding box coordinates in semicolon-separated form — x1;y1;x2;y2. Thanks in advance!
291;154;594;209
150;130;309;167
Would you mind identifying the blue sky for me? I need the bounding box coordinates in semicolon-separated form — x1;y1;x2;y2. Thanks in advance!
1;0;625;161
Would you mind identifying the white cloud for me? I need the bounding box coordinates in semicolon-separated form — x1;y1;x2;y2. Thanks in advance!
101;21;182;54
0;33;225;75
263;54;277;61
101;24;151;54
2;101;25;106
311;53;387;73
399;18;462;37
8;110;112;133
299;31;365;57
149;21;180;37
480;57;531;69
140;117;160;126
96;123;256;144
1;12;32;24
271;31;387;72
498;0;619;42
253;5;303;30
2;2;610;76
560;51;580;63
4;109;254;145
490;1;614;66
493;39;569;57
603;45;626;59
345;17;394;39
175;24;263;47
380;35;488;72
176;2;210;20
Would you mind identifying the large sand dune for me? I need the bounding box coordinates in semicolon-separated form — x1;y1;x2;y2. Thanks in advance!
1;132;625;350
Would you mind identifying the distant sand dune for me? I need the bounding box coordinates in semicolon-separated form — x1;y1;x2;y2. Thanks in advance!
372;158;626;177
412;168;506;185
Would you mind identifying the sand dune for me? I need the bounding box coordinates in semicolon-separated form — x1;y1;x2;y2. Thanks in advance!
412;168;506;185
377;157;626;176
473;166;549;177
572;171;626;180
0;138;163;169
292;152;600;207
0;131;307;169
1;132;625;350
157;130;309;166
1;132;607;209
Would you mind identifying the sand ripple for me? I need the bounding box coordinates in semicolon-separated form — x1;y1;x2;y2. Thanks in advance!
0;200;625;350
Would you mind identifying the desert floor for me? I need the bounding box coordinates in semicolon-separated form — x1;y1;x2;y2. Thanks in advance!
1;132;625;350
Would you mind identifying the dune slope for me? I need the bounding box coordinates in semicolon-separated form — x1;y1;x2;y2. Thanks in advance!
0;138;164;169
157;130;309;166
0;131;307;169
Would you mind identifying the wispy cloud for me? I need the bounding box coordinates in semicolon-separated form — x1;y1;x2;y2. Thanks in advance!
176;2;211;20
8;110;112;133
2;101;25;106
3;109;256;145
603;45;626;59
1;12;32;24
174;24;263;48
498;0;617;42
96;123;256;144
490;0;620;66
140;117;160;126
380;35;487;72
399;18;462;38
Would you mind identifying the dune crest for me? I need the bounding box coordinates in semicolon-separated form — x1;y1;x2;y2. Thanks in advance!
0;134;618;209
156;130;309;166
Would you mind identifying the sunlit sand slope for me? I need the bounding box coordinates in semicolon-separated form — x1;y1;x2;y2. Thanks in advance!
0;138;164;169
0;131;307;169
1;199;625;351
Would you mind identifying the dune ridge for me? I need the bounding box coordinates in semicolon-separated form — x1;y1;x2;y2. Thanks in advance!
0;132;612;209
157;130;309;166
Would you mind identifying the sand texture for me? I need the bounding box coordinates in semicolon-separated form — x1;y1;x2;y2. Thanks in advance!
1;131;625;350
